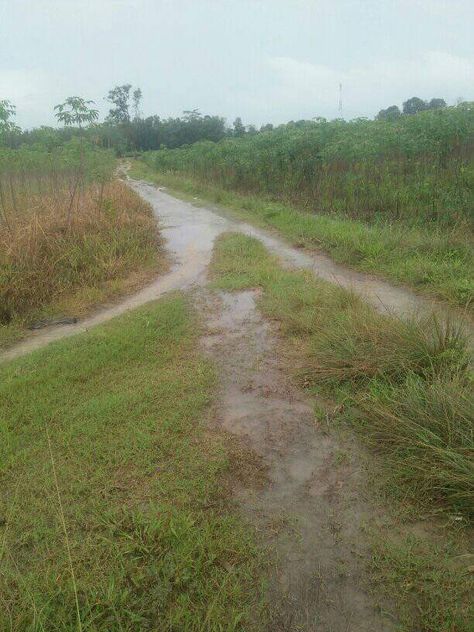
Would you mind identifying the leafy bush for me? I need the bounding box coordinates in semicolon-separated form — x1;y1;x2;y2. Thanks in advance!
143;104;474;229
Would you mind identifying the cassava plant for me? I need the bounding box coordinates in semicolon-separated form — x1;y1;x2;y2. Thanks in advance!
54;97;99;227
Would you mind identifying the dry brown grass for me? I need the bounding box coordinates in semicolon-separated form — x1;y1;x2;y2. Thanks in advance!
0;179;165;344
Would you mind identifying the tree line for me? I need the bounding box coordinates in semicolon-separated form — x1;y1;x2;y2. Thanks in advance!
142;102;474;230
376;96;448;121
0;83;458;154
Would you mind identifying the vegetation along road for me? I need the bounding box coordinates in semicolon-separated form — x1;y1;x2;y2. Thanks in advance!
1;168;472;631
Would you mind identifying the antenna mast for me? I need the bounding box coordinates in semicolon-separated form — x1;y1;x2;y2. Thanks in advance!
338;83;343;115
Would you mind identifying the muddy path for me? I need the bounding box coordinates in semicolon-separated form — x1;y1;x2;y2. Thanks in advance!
2;177;468;365
2;178;466;628
200;288;395;630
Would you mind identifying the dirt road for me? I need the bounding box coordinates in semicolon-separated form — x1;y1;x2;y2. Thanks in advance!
3;177;468;629
2;177;464;364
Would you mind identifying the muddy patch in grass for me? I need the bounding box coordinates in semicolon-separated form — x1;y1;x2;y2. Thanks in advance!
197;288;396;631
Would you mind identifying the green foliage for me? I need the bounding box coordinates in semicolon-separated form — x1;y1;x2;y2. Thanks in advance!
371;532;473;632
131;160;473;308
0;99;17;134
403;96;429;115
54;97;99;128
0;99;20;146
105;83;133;124
142;104;474;229
232;117;246;137
376;104;401;121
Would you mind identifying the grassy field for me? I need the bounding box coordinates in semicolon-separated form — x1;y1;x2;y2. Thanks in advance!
210;232;474;632
0;173;166;350
0;294;264;631
131;149;473;310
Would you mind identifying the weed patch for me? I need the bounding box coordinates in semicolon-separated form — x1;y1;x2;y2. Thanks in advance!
0;178;166;348
210;232;473;517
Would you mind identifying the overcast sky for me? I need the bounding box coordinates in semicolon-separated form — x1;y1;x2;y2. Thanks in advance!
1;0;473;129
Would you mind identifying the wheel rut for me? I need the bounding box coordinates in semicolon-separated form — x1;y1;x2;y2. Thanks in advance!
198;288;396;631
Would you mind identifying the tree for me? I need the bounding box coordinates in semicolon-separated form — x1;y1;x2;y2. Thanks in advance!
54;97;99;226
132;88;142;120
376;105;401;121
402;97;427;115
428;98;447;110
105;84;132;123
0;99;20;147
182;109;201;121
54;96;99;128
0;99;17;134
232;117;245;137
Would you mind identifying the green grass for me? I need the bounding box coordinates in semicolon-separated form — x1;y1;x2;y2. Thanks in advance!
0;295;264;631
209;231;473;632
209;232;473;516
130;160;474;310
371;530;474;632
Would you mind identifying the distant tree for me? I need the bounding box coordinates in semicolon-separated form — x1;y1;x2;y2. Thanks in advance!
247;124;257;135
105;84;132;123
427;98;447;110
132;88;142;120
232;117;246;137
0;99;17;133
260;123;274;132
376;105;401;121
182;109;201;121
54;96;99;128
0;99;20;147
403;97;427;115
54;96;99;226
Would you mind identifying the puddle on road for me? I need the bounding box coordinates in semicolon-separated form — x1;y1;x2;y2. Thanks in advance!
2;178;467;363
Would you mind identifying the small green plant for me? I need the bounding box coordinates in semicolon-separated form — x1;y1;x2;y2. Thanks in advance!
54;97;99;227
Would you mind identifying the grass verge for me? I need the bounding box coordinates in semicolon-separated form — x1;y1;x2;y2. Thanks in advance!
129;160;473;310
210;232;474;632
0;294;264;631
0;179;166;350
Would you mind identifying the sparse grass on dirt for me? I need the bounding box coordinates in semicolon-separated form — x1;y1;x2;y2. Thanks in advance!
371;529;473;632
130;160;474;310
210;232;474;632
0;178;166;349
0;294;264;631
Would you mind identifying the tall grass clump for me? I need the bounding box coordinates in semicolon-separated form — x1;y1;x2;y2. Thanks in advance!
0;143;164;342
211;233;474;519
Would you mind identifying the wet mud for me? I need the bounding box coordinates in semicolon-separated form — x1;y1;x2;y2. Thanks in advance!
200;289;395;631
